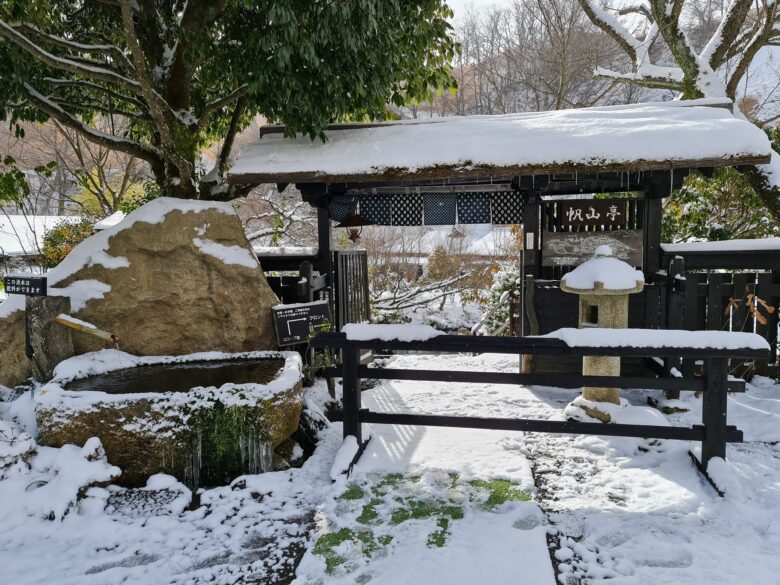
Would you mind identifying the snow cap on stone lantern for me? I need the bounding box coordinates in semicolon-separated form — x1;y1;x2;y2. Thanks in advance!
560;245;644;296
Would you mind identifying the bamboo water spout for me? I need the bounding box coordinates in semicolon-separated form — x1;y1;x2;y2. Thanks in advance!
54;314;119;347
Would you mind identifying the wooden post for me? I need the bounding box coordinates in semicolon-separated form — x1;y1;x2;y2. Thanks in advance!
664;256;685;397
508;290;522;337
523;193;540;278
341;345;362;443
298;260;314;302
701;357;729;469
643;194;663;275
315;206;332;278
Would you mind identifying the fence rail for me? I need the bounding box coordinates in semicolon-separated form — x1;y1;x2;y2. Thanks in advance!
313;331;768;481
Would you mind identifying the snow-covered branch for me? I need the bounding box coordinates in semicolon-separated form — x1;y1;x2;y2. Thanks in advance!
12;23;135;73
197;85;248;131
43;77;147;112
0;20;141;96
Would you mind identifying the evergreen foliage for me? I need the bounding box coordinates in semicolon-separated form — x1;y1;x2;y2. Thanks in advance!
0;1;458;199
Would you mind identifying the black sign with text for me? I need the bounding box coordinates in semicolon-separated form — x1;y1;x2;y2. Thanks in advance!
272;301;331;346
559;199;628;227
3;275;47;297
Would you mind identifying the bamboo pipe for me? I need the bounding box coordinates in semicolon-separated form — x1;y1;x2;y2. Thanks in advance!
53;314;118;345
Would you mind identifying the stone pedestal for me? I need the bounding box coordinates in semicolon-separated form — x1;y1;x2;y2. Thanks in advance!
577;293;629;404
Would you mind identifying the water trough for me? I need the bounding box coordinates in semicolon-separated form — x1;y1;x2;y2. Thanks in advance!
35;350;304;489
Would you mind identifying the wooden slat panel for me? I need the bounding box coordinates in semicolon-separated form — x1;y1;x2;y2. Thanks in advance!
707;273;726;331
755;273;778;375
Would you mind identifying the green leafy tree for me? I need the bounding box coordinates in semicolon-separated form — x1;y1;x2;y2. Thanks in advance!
662;167;780;243
0;1;457;200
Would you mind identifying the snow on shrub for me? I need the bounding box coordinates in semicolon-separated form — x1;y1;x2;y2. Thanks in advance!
0;420;35;479
25;437;120;520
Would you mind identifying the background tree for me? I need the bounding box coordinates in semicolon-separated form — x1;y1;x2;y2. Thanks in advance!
0;1;457;200
423;0;649;118
2;116;146;215
577;0;780;218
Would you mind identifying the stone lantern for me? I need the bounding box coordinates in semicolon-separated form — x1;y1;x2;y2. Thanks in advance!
560;245;644;405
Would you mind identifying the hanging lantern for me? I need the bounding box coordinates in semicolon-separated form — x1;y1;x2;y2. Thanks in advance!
336;210;372;243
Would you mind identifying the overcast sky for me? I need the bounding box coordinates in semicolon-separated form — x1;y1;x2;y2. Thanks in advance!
448;0;510;18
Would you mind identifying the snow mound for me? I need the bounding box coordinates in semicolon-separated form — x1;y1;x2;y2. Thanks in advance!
561;396;671;457
25;437;121;520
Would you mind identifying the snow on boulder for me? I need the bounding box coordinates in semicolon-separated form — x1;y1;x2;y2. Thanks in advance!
0;198;281;386
560;245;644;293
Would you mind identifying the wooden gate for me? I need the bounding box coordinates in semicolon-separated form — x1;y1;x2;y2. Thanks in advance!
334;250;371;330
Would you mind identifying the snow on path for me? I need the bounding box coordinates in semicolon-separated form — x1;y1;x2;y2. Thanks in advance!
355;352;780;585
348;352;557;585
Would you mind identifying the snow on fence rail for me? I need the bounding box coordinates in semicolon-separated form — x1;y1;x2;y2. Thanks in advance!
313;327;769;490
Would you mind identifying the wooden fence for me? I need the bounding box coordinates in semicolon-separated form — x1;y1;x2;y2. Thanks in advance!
656;258;780;378
314;331;768;483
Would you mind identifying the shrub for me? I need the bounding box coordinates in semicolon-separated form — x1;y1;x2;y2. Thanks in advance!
118;181;162;214
42;217;95;268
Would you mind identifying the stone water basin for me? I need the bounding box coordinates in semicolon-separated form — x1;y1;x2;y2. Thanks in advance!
35;350;304;489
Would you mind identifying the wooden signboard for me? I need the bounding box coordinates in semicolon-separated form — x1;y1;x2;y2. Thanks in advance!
272;301;331;346
3;275;47;297
558;199;629;227
542;230;643;267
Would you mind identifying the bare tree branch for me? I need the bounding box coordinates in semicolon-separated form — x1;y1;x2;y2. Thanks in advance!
23;83;162;166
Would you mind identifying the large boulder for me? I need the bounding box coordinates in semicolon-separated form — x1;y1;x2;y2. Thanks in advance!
0;307;30;387
0;198;280;386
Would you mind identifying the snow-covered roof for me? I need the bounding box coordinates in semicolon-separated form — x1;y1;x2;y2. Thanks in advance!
229;100;772;184
0;215;82;257
662;238;780;254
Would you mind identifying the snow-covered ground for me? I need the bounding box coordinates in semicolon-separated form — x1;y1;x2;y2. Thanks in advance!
1;350;780;584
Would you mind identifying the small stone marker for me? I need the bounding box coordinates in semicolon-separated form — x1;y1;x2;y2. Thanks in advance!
272;301;331;346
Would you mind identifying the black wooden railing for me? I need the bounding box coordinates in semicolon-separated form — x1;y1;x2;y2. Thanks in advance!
312;331;769;480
